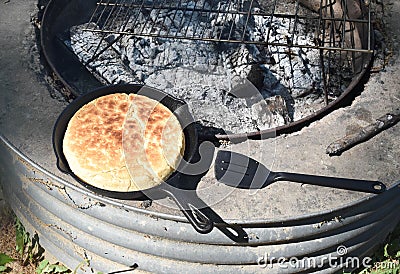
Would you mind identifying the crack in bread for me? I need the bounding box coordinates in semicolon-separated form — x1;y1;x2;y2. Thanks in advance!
123;95;185;190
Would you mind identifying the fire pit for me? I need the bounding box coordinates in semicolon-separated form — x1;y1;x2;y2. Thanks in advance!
42;0;373;138
1;0;400;273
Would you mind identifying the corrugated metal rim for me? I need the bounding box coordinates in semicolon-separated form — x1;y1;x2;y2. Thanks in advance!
6;177;400;272
2;134;400;273
2;134;397;226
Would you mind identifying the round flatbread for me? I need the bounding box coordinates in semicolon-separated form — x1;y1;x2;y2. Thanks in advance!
63;93;185;192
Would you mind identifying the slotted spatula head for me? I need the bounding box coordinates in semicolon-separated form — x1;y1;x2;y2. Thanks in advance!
214;150;271;189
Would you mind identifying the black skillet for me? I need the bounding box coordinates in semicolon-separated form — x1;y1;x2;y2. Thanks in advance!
53;84;213;234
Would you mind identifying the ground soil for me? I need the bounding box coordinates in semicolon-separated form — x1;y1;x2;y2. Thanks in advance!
0;204;37;274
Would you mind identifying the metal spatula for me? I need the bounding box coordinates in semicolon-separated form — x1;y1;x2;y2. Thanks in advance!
214;150;386;194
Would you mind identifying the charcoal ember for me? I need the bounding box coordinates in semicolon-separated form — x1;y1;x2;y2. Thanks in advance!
251;95;291;129
292;68;313;92
145;67;230;93
70;23;134;84
265;95;291;121
121;38;222;77
261;69;281;93
68;0;349;133
189;98;256;134
245;65;265;91
143;68;260;133
252;100;275;129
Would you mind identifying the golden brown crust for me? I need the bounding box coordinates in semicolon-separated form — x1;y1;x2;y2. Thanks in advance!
123;95;184;190
63;93;184;192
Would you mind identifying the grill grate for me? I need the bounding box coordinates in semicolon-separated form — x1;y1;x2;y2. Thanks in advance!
83;0;372;53
70;0;374;114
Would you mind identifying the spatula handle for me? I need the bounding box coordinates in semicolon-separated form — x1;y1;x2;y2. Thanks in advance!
272;172;386;194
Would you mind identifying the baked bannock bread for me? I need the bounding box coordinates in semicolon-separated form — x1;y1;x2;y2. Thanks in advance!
63;93;184;192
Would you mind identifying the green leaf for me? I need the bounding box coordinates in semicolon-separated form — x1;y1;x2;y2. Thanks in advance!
385;239;400;259
15;219;30;256
36;259;49;274
0;265;8;272
37;261;70;274
73;259;89;274
0;253;15;266
42;263;56;273
53;264;69;273
15;228;25;255
384;244;390;258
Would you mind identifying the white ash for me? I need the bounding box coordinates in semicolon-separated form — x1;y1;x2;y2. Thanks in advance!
68;0;347;134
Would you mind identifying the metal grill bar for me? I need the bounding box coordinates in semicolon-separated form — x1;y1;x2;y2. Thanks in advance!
83;0;372;53
91;2;371;23
241;0;254;41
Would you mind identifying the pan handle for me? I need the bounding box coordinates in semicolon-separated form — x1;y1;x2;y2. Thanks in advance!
163;187;214;234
